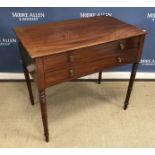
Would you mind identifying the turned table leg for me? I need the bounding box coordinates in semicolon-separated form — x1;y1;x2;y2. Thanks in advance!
124;63;138;110
98;72;102;84
18;42;34;106
39;90;49;142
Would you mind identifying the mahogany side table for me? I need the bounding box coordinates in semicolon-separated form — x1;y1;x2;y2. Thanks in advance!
14;16;147;142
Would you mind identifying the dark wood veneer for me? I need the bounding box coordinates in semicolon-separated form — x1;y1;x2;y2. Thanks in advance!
14;16;145;58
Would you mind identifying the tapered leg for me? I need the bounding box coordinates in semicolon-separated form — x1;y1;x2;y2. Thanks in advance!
22;62;35;105
19;42;34;105
39;90;49;142
98;72;102;84
124;63;138;110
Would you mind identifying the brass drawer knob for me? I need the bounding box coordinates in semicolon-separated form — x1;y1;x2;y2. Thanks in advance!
69;69;74;77
68;54;74;63
119;43;125;51
117;57;122;63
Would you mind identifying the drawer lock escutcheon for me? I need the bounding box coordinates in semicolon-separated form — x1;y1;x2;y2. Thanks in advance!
119;43;125;51
69;69;74;77
68;54;74;63
117;57;122;63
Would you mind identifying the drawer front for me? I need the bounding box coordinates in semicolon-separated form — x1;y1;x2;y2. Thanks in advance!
71;37;139;64
74;49;137;77
44;36;140;72
44;48;137;87
45;68;71;86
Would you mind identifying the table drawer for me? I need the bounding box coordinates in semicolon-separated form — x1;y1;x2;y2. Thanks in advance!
44;48;137;87
74;49;137;77
45;68;71;86
44;36;140;72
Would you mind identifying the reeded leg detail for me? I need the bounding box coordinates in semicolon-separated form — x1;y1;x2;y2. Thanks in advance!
124;63;138;110
39;90;49;142
98;72;102;84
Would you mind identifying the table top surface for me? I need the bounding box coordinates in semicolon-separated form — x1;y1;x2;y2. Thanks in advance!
14;16;146;58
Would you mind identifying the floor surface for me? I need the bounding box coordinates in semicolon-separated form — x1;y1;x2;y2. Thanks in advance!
0;81;155;147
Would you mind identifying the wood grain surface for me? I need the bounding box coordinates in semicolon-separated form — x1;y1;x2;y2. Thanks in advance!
14;16;146;58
